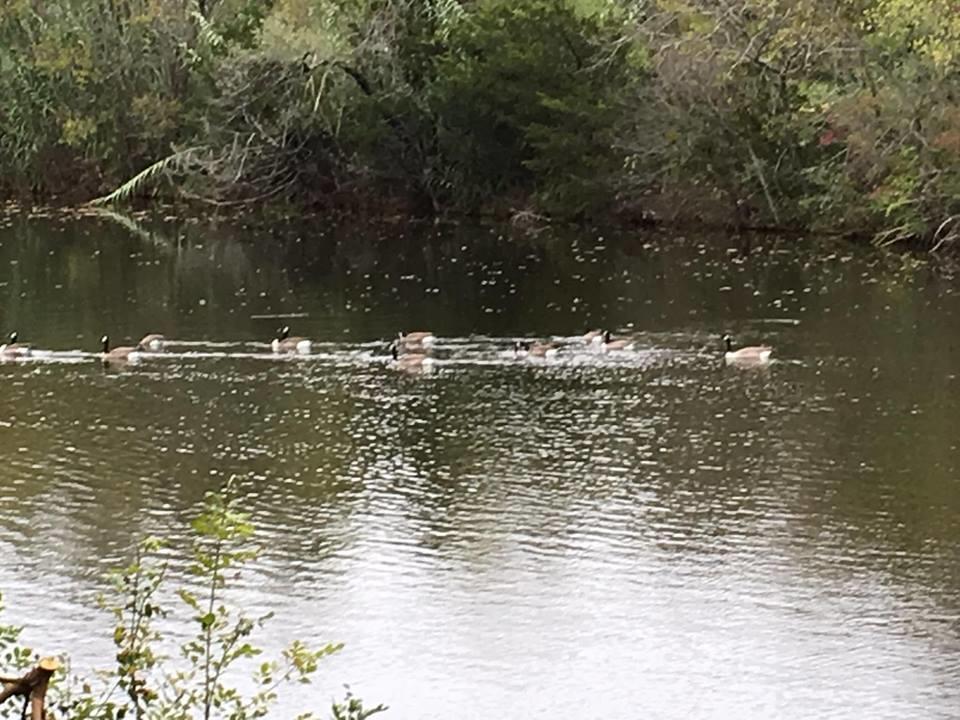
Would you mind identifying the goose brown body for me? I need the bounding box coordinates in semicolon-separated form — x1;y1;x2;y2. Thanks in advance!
398;331;436;347
390;342;435;370
139;333;166;351
101;335;142;362
601;331;635;351
0;332;30;358
272;326;311;353
515;341;557;358
723;334;772;364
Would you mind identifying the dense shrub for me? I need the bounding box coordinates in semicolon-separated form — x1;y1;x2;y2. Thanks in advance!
2;0;960;246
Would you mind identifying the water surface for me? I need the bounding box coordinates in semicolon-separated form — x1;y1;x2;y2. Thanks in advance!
1;210;959;719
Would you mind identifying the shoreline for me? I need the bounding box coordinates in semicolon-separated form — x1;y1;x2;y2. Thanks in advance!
2;192;954;270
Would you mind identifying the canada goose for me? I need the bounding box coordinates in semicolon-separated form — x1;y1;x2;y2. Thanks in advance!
398;331;436;347
722;334;772;364
0;331;31;358
515;341;557;359
582;329;604;345
390;342;435;369
100;335;142;363
602;330;635;352
139;333;166;351
272;326;312;354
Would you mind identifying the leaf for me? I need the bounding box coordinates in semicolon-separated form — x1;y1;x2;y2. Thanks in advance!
88;147;203;206
178;589;200;610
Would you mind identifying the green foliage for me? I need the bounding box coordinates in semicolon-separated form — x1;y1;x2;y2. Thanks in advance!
163;479;343;720
5;477;378;720
428;0;630;215
0;593;33;674
3;0;960;244
212;0;276;50
101;536;168;718
0;0;217;196
624;0;960;245
90;149;203;206
330;687;387;720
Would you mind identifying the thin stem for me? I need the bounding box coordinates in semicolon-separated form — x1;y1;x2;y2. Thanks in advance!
746;140;781;225
202;540;222;720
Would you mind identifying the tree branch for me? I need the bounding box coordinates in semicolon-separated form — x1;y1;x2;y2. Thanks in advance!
0;658;60;720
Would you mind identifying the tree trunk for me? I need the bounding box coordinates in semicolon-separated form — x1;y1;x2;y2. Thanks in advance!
0;658;60;720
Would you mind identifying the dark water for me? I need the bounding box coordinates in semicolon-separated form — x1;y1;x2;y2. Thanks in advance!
1;209;959;719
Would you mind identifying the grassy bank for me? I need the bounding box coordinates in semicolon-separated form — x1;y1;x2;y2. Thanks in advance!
2;1;959;252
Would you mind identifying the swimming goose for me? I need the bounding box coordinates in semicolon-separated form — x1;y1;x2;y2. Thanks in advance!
101;335;142;363
390;342;435;369
723;334;772;364
601;330;635;352
272;326;312;354
398;331;436;347
139;333;166;351
0;332;31;358
515;341;558;359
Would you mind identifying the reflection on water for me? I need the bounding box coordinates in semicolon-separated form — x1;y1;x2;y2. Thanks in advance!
1;211;959;719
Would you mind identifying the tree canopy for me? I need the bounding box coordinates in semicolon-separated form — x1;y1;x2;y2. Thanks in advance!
1;0;959;247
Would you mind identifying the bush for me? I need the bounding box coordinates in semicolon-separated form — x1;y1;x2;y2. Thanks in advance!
0;479;385;720
3;0;960;246
428;0;631;216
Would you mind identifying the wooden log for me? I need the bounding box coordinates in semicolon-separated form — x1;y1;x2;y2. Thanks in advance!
0;658;59;720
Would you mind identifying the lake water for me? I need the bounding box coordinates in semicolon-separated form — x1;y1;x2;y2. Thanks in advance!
0;209;958;719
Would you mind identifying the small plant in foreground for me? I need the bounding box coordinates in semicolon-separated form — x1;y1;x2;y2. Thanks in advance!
17;477;386;720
